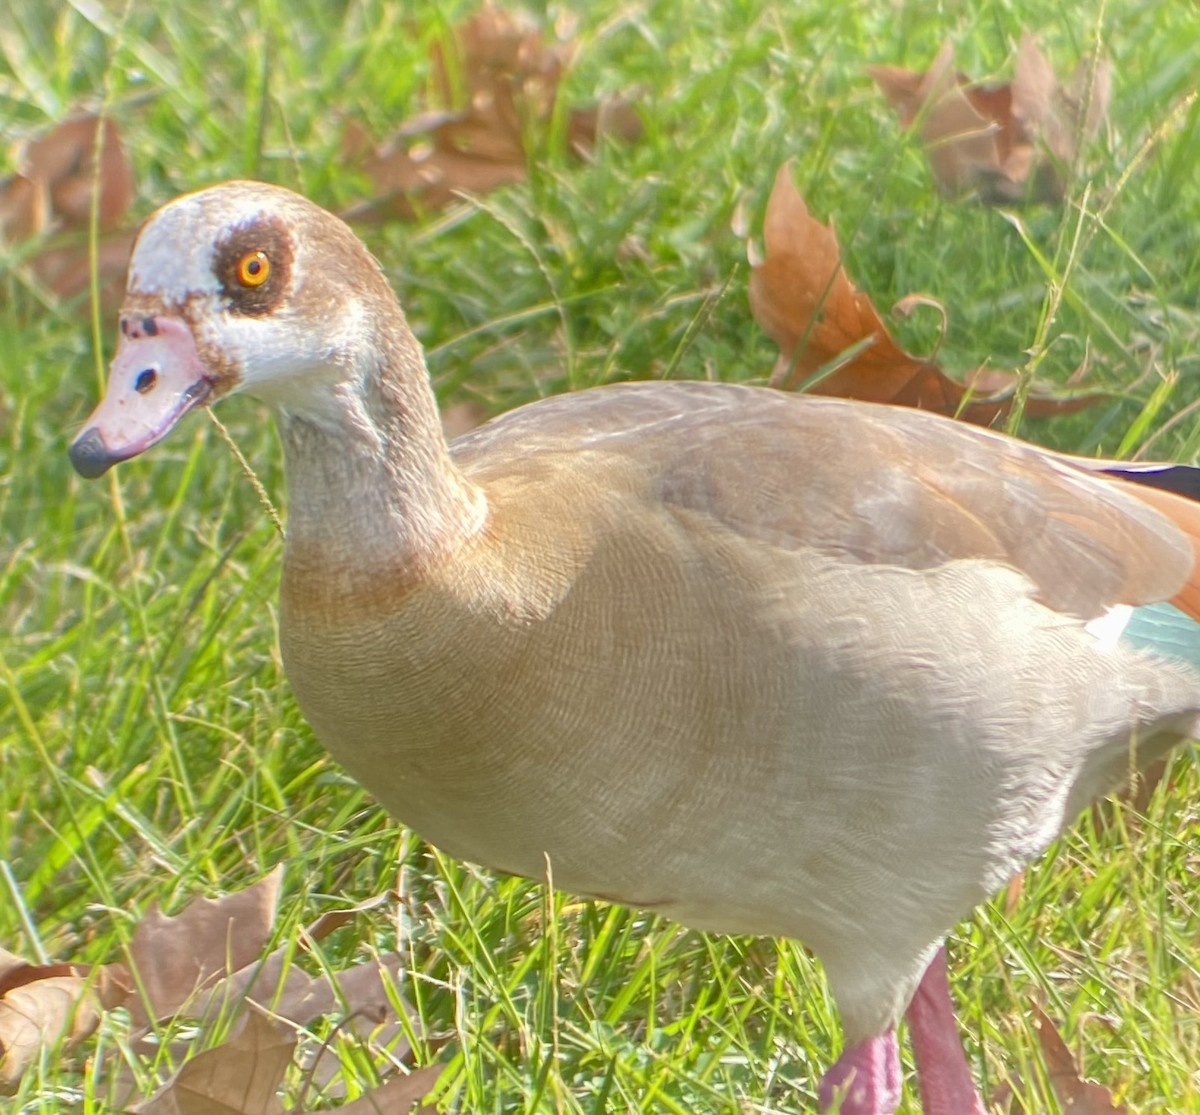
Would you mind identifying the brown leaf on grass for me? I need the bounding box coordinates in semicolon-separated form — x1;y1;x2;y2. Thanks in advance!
271;954;406;1032
1;876;431;1107
347;138;528;223
127;866;283;1031
301;892;394;947
194;948;409;1042
133;1008;295;1115
343;4;641;222
25;231;139;308
201;951;416;1101
869;33;1110;204
0;112;137;309
0;947;131;1091
991;1077;1026;1114
130;1008;443;1115
26;116;131;230
1031;1004;1128;1113
317;1064;445;1115
145;884;405;1037
108;878;430;1111
748;163;1101;423
869;42;1002;201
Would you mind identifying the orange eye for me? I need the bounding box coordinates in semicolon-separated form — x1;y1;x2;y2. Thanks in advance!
236;250;270;287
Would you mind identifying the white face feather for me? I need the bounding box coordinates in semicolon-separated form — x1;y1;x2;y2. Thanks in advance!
129;185;278;301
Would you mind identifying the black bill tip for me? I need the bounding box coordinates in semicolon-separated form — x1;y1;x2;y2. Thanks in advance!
69;428;117;479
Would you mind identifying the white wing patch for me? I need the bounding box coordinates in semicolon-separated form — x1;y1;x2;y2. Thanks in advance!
1084;604;1133;652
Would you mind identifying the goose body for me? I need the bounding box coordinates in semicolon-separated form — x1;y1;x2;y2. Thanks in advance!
70;180;1200;1114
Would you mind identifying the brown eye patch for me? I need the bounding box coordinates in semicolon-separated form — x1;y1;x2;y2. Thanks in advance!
213;214;293;316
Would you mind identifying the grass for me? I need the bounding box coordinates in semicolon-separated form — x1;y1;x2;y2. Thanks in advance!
2;0;1200;1110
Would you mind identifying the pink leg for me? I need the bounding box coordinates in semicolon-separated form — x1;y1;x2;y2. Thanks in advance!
905;946;987;1115
818;1028;901;1113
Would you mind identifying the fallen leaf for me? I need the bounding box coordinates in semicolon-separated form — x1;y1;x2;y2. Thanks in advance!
0;947;130;1091
271;954;405;1030
344;4;641;222
24;229;138;309
313;1064;445;1115
1;878;432;1106
0;112;137;310
192;948;408;1040
347;140;528;222
869;41;1002;200
127;866;283;1031
748;163;1101;423
146;884;406;1036
133;1008;295;1115
28;116;132;231
869;33;1110;204
990;1078;1022;1114
294;891;395;950
1031;1003;1128;1113
104;878;432;1110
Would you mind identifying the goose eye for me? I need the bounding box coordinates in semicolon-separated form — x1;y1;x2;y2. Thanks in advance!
236;250;270;288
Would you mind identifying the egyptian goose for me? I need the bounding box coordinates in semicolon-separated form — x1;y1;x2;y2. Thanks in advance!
69;180;1200;1114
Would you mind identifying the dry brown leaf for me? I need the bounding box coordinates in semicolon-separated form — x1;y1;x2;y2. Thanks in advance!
0;112;136;309
311;1064;445;1115
869;33;1109;204
27;115;132;230
302;893;393;947
345;4;640;222
26;229;139;309
127;866;283;1031
869;41;1001;200
194;949;407;1039
0;948;130;1091
1031;1004;1128;1113
0;175;37;245
1;114;133;238
348;140;528;222
748;163;1101;423
124;877;418;1063
297;1019;416;1102
169;886;405;1034
133;1008;295;1115
272;955;404;1030
0;882;426;1106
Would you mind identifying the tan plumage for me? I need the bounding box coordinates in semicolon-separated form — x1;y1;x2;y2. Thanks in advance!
70;181;1200;1115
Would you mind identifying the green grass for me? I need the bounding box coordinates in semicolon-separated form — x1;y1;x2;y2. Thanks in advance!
2;0;1200;1111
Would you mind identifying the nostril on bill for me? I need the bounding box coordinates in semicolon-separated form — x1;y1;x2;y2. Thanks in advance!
134;368;158;394
120;317;160;340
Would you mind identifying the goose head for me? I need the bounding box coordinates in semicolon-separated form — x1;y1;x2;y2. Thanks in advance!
69;180;410;478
